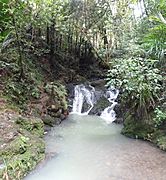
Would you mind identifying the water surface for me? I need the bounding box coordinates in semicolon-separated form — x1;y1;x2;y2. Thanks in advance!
25;114;166;180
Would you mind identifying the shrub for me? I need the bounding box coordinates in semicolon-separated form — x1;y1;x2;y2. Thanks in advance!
107;57;163;119
153;107;166;127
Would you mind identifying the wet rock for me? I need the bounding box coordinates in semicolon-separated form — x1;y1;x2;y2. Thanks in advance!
89;96;110;115
60;114;66;121
42;115;62;126
114;118;124;124
114;103;123;118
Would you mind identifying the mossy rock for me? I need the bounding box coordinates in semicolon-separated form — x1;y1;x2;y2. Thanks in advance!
0;132;45;180
150;130;166;151
16;117;44;138
0;115;45;179
42;115;62;126
122;112;166;152
89;96;110;115
156;136;166;151
121;114;154;139
44;81;68;115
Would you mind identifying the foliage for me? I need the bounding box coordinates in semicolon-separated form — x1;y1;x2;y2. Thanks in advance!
0;132;45;180
45;82;68;110
142;19;166;60
153;107;166;127
135;0;166;62
107;56;163;119
5;76;41;107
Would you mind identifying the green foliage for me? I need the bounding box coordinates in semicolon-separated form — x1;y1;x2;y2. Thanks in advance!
45;81;67;98
5;79;40;107
45;82;68;110
107;57;163;115
0;133;45;180
16;117;44;137
31;87;40;99
143;22;166;60
153;107;166;127
0;0;10;42
136;0;166;62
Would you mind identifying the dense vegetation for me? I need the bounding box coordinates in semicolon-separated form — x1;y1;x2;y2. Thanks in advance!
0;0;166;179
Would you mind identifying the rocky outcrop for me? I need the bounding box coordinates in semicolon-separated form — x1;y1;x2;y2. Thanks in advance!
28;81;69;127
89;96;110;115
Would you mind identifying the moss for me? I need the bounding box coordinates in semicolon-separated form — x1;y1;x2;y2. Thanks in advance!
90;96;110;115
121;114;154;139
0;132;45;180
95;97;110;109
0;116;45;180
149;130;166;151
16;117;44;138
122;112;166;151
42;115;61;126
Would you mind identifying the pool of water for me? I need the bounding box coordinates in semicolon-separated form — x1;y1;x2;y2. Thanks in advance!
25;114;166;180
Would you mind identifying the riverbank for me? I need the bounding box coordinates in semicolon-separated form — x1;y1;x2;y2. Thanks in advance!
0;98;45;179
0;80;68;179
121;113;166;151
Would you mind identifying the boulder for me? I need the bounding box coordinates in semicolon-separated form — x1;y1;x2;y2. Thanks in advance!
89;96;110;115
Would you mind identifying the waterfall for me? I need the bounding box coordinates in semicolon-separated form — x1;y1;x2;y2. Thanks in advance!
71;84;119;123
72;84;96;115
100;87;119;123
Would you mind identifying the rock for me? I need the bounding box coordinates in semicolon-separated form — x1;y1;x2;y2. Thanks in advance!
114;103;123;118
114;118;124;124
60;114;66;121
0;111;45;180
54;118;62;125
42;115;55;126
15;117;44;137
89;96;110;115
121;114;154;139
41;115;62;126
90;79;106;90
50;104;59;112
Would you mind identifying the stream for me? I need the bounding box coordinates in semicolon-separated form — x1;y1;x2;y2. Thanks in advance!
25;114;166;180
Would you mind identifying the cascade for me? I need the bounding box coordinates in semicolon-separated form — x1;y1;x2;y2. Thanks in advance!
100;87;119;123
71;84;119;123
72;84;96;115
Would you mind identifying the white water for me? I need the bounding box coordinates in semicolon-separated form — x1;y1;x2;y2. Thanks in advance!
71;84;119;123
100;87;119;123
25;114;166;180
72;84;95;115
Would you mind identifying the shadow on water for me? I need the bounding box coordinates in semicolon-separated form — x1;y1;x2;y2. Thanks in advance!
25;114;166;180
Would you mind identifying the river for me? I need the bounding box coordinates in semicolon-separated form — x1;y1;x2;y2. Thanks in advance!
25;114;166;180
